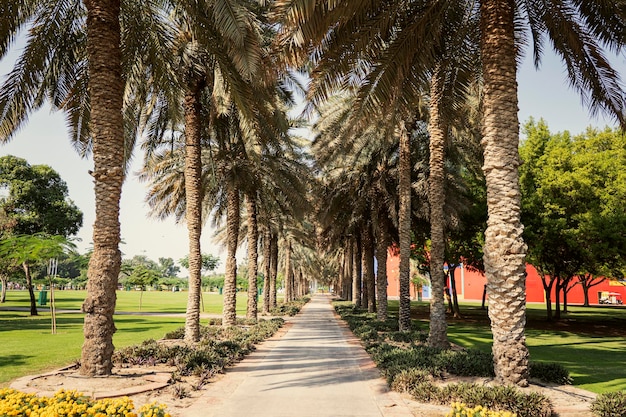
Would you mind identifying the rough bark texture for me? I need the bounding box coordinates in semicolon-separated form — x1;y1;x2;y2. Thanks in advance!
480;0;530;386
81;0;124;377
427;69;449;348
362;222;376;312
262;228;271;314
375;210;389;321
284;239;292;303
246;195;258;321
352;237;362;308
183;82;204;342
398;121;412;332
223;187;240;326
344;243;353;300
0;275;7;303
269;234;278;308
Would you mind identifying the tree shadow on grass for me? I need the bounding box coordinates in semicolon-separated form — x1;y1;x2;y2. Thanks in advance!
0;354;33;369
0;316;85;332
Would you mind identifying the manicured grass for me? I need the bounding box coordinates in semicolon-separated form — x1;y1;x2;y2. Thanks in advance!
1;289;250;314
0;290;253;386
386;299;626;393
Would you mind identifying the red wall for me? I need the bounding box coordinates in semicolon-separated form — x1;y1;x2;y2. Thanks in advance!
385;251;626;304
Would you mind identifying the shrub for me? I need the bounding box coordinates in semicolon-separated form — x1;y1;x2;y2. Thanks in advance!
591;391;626;417
353;324;379;342
390;368;432;393
114;318;284;376
438;349;495;377
529;362;572;385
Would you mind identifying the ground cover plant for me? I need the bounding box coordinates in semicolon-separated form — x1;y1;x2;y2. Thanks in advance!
335;302;557;417
0;388;171;417
387;299;626;393
114;318;285;394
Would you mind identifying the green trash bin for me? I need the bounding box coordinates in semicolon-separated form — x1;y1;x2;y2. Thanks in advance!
218;287;223;295
38;289;48;306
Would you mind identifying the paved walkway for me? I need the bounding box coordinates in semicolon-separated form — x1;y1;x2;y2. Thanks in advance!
184;294;414;417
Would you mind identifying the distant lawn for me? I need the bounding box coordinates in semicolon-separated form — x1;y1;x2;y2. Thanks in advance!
1;289;250;314
386;299;626;394
0;290;254;386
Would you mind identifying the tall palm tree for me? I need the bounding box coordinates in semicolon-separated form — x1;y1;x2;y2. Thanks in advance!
479;0;625;386
245;192;259;320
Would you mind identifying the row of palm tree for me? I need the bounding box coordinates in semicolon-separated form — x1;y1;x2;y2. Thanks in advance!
274;0;626;386
2;0;625;389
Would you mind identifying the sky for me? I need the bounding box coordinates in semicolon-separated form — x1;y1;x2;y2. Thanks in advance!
0;43;624;276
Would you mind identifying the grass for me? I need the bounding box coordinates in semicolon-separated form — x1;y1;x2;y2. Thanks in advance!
1;289;250;314
0;289;253;386
386;299;626;394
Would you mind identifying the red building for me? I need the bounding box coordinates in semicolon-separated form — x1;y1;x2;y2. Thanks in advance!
386;251;626;305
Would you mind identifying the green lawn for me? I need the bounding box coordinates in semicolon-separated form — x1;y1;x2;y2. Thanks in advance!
387;300;626;394
0;289;251;386
3;292;625;394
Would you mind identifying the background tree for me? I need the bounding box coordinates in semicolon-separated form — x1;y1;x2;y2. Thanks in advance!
0;233;76;314
521;120;626;319
0;155;82;314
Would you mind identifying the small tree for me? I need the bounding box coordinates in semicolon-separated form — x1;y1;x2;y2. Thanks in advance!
125;266;161;311
0;234;76;315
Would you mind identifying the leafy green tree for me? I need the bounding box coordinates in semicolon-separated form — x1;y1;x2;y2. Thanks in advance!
125;266;160;311
521;120;626;319
179;254;220;275
0;156;82;314
158;257;180;278
0;234;76;314
0;156;83;236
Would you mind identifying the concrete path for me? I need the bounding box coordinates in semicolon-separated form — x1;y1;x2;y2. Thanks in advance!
184;294;414;417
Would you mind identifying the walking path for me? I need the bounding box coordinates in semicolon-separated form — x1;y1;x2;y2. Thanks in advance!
184;294;415;417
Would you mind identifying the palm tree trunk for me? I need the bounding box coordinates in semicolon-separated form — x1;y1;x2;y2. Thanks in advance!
427;67;449;348
398;120;412;332
246;194;259;321
269;233;278;308
480;0;529;386
352;236;362;308
262;228;271;314
183;81;204;342
81;0;124;377
0;274;7;303
344;242;353;300
375;208;389;321
223;186;240;326
362;221;376;312
284;238;292;303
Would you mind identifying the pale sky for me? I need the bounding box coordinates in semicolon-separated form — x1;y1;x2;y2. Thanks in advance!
0;43;624;276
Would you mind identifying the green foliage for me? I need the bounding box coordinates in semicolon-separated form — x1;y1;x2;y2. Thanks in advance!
270;296;310;316
0;156;82;237
520;120;626;287
334;300;570;416
0;233;76;268
115;318;284;375
413;382;554;417
591;391;626;417
179;253;220;274
529;362;572;385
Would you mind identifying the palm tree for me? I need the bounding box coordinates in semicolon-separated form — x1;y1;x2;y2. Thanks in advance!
478;0;625;385
276;0;626;385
